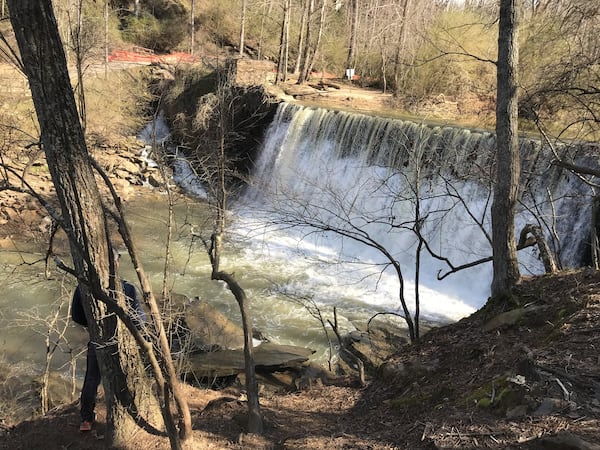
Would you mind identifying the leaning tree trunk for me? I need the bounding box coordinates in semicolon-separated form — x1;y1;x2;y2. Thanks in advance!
8;1;163;446
491;0;521;297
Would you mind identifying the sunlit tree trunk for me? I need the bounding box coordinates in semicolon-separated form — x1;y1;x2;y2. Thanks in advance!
491;0;520;297
297;0;314;83
104;0;109;78
190;0;195;55
276;0;291;83
294;0;308;74
239;0;247;56
393;0;410;93
303;0;327;80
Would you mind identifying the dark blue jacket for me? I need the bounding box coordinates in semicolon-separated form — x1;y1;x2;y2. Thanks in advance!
71;281;146;329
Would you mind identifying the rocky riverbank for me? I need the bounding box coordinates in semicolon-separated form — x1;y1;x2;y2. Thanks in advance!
0;134;164;248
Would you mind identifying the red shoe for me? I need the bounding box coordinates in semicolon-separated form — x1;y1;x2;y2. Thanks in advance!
79;421;93;432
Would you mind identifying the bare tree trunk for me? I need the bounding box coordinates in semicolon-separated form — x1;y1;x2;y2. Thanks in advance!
517;224;557;273
104;0;109;78
259;0;276;60
74;0;87;132
190;0;195;55
393;0;410;94
239;0;247;56
277;0;291;83
294;0;308;74
211;268;263;432
284;2;290;78
491;0;520;297
91;160;194;445
309;0;327;74
345;0;359;70
8;1;164;446
592;196;600;270
297;0;315;83
380;35;388;93
201;81;263;434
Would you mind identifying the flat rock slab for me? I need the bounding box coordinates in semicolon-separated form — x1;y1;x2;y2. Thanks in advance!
185;343;315;378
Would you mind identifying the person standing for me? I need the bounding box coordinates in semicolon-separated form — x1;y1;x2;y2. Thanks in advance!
71;250;146;432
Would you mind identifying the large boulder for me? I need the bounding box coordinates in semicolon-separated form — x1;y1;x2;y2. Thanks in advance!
169;295;316;381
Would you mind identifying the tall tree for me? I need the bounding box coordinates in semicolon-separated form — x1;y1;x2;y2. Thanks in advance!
392;0;411;93
491;0;520;297
239;0;248;56
296;0;314;83
294;0;308;74
7;1;193;448
190;0;196;55
191;80;264;433
345;0;359;70
276;0;291;83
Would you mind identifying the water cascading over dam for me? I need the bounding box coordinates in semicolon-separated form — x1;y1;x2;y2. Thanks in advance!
239;102;597;316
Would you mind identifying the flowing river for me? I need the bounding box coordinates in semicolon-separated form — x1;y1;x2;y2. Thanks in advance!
0;188;476;372
4;101;593;418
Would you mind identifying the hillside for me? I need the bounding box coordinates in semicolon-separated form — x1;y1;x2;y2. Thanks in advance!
0;270;599;449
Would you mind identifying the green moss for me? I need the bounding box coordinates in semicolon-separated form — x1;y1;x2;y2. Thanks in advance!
467;377;505;407
467;377;504;407
477;397;492;408
467;376;528;414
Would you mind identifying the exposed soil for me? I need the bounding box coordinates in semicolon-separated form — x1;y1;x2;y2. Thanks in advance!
1;270;599;449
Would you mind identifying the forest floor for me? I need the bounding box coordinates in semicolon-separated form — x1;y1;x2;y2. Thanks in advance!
1;62;599;449
1;269;599;450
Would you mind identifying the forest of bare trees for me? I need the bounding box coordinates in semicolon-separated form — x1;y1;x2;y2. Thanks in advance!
20;0;594;143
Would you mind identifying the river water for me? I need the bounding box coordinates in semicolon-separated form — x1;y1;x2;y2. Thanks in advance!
1;107;536;416
0;182;478;391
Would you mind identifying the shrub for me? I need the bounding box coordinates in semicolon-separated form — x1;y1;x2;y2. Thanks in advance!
409;9;497;99
120;13;186;52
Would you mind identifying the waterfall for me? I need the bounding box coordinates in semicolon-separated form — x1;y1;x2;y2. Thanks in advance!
236;102;598;319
